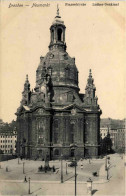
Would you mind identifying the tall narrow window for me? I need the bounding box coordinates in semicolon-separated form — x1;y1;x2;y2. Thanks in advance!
38;136;44;144
71;149;74;157
51;29;54;42
54;119;58;129
53;119;59;144
54;132;58;143
57;28;62;41
70;124;74;143
37;120;45;144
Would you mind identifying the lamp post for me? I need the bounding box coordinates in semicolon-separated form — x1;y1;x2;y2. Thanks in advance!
17;141;21;164
23;162;25;174
61;153;63;183
105;155;107;170
74;157;77;196
28;177;30;194
106;166;109;180
66;163;67;175
18;154;20;164
70;144;78;196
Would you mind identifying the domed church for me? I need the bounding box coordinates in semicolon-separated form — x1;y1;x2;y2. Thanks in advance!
16;7;102;160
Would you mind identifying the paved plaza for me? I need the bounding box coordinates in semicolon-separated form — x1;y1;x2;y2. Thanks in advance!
0;157;105;182
0;154;125;196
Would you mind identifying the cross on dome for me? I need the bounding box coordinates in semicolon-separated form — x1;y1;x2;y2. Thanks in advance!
57;4;59;16
55;4;61;19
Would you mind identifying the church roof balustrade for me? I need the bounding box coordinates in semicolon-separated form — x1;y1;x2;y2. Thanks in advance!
53;103;86;113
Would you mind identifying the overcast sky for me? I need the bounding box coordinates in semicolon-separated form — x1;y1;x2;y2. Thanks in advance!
0;1;125;122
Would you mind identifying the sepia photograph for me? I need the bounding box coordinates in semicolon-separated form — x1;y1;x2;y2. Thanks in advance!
0;1;125;195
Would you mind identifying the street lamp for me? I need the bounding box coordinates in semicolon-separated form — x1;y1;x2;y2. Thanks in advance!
70;144;78;196
105;155;107;171
106;166;109;180
18;153;20;164
23;162;25;174
74;157;77;196
66;163;68;175
61;153;63;183
28;177;30;194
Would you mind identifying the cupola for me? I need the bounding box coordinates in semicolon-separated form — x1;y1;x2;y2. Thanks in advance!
49;5;66;51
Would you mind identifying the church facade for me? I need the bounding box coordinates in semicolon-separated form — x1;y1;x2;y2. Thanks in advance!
16;9;102;160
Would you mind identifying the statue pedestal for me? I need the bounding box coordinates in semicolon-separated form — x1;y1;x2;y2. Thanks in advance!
45;160;49;168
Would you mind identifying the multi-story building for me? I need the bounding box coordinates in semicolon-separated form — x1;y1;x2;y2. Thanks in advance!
110;128;125;151
100;118;125;152
0;128;17;154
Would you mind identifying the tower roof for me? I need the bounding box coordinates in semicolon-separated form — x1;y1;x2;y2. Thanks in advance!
85;69;96;90
87;69;94;85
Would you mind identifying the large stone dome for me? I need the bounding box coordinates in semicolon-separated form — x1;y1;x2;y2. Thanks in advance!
36;50;79;89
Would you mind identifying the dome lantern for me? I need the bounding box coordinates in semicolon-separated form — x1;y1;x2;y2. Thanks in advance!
49;5;66;51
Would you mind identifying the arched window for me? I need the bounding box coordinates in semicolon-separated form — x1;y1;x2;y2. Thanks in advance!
51;29;54;42
38;136;44;144
70;124;74;143
57;28;62;41
37;120;45;144
54;133;58;143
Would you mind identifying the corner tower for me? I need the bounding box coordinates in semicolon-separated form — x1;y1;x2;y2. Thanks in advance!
21;75;31;106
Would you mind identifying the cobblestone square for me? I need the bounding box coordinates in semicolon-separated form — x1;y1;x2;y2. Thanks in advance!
0;154;125;196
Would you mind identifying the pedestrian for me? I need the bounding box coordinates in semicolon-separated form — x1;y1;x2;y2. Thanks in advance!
52;165;55;172
81;163;83;169
80;158;83;169
24;176;27;182
6;166;8;172
20;155;23;161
